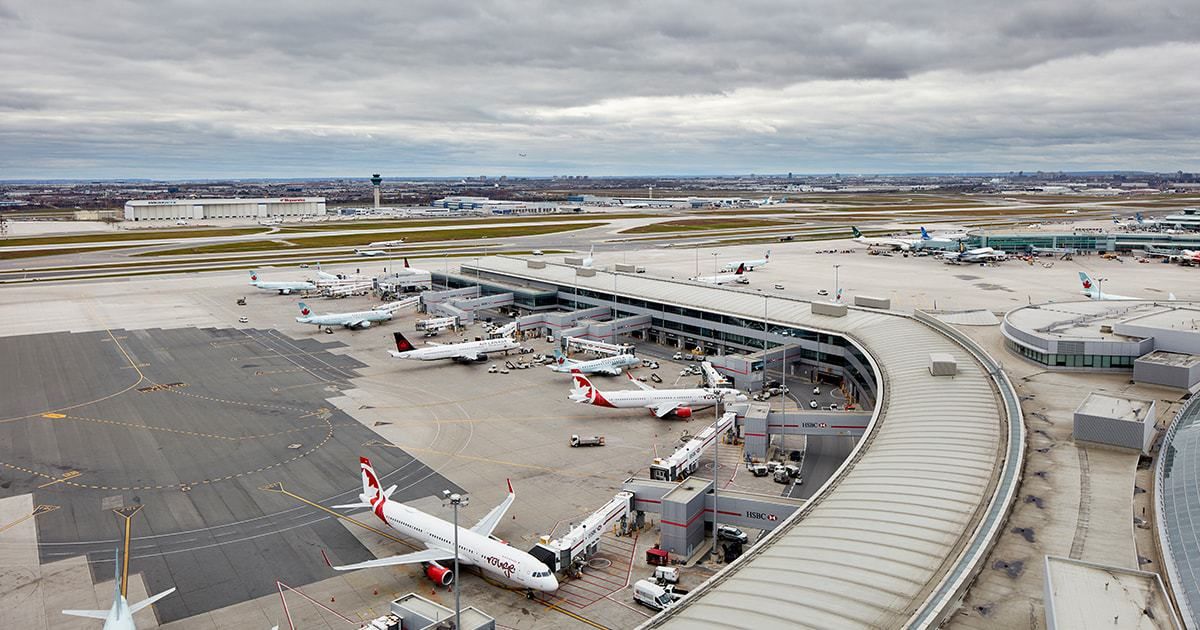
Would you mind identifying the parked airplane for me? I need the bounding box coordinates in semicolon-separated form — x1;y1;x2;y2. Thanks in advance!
569;371;746;418
582;245;595;268
851;226;926;251
720;251;770;272
355;248;388;257
691;263;748;285
1078;272;1175;301
549;348;640;376
324;457;558;593
63;548;176;630
248;270;315;295
941;245;1007;263
389;332;519;362
920;226;969;242
296;302;393;332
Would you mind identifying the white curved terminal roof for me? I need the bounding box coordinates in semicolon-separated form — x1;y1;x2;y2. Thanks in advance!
468;257;1019;629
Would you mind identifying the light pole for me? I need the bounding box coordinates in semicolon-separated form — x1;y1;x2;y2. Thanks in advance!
694;246;699;275
712;252;718;273
833;264;841;302
1096;276;1107;301
443;490;469;629
713;393;721;559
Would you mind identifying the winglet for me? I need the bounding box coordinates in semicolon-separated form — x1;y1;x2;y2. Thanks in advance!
507;478;513;494
320;549;332;568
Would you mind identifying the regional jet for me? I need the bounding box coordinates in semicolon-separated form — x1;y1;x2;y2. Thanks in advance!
569;371;746;418
62;548;176;630
549;348;641;376
248;270;315;295
389;332;520;363
691;263;748;285
355;248;388;257
324;457;558;594
295;302;393;332
720;251;770;272
851;226;927;251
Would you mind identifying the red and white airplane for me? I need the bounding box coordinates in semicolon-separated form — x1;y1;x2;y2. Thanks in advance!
324;457;558;593
569;371;746;418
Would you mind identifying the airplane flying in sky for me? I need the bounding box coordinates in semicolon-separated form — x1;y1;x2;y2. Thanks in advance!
1078;272;1175;301
389;332;520;362
549;348;641;376
569;371;746;418
295;302;393;331
324;457;558;593
248;270;315;295
63;548;176;630
851;226;927;251
691;263;748;285
721;251;770;272
355;248;388;257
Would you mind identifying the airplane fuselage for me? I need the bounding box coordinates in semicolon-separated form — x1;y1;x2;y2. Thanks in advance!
391;337;519;361
375;501;556;591
572;385;745;415
251;280;315;294
551;354;641;375
297;310;393;329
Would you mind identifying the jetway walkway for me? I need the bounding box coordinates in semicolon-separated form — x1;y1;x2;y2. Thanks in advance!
740;403;872;460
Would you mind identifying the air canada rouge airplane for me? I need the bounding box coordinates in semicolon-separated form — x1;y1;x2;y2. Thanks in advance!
323;457;558;593
569;371;746;418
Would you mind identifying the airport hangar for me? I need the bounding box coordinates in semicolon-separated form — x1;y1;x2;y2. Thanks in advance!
457;256;1024;629
123;197;326;222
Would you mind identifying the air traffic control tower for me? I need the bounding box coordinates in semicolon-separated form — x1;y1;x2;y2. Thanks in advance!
371;173;382;208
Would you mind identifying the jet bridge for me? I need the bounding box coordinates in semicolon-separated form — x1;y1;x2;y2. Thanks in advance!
529;491;637;574
650;412;737;481
740;402;871;460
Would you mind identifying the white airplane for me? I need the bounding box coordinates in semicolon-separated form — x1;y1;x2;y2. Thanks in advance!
248;270;315;295
941;246;1007;263
582;245;595;268
400;258;429;274
355;248;388;257
756;196;785;206
549;348;641;376
1078;272;1175;301
691;263;748;285
295;302;393;331
920;226;969;242
569;371;746;418
324;457;558;593
720;251;770;272
851;226;926;251
367;239;405;248
389;332;520;363
63;548;176;630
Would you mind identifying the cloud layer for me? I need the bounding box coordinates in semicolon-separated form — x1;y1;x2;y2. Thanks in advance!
2;1;1198;178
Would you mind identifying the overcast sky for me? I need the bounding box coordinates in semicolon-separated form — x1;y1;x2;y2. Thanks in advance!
2;1;1198;179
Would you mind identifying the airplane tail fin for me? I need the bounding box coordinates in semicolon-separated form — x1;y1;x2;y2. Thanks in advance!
1078;272;1093;290
553;348;569;365
570;370;597;397
359;456;383;504
921;227;931;240
392;332;415;353
249;270;259;282
765;249;770;260
127;587;177;615
404;258;410;268
298;302;310;316
1136;212;1144;223
734;263;745;275
851;226;863;238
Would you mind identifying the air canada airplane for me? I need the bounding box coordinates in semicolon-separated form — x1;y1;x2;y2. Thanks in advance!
691;263;748;285
248;270;315;294
1078;272;1175;301
324;457;558;593
569;371;746;418
295;302;393;331
389;331;520;362
721;250;770;272
851;226;927;251
62;548;176;630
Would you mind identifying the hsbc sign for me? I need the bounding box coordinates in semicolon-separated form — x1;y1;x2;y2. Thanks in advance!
745;511;779;522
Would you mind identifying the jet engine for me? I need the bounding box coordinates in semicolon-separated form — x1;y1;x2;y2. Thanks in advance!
673;407;693;419
424;561;454;586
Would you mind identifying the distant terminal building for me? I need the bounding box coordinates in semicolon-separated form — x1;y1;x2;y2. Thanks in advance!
123;197;326;222
1003;300;1200;389
969;228;1200;254
430;196;573;215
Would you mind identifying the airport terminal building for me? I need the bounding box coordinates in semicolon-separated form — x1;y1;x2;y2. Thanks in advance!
123;197;327;222
1003;300;1200;389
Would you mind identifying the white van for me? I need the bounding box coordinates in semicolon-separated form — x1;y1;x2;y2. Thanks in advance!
653;566;679;584
634;579;676;611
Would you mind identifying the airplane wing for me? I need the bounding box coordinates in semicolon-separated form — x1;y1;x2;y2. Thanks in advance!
347;319;367;329
651;402;682;418
596;366;622;376
326;547;454;572
471;479;515;537
626;373;654;391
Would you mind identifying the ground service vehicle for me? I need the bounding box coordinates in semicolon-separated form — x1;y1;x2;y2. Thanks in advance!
634;579;678;611
748;463;769;477
570;435;605;447
654;566;680;585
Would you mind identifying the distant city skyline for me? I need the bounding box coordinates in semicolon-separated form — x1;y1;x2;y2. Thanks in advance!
2;1;1198;179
